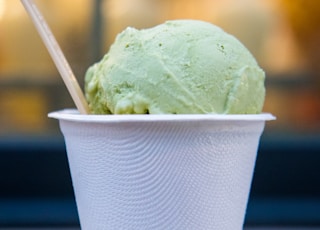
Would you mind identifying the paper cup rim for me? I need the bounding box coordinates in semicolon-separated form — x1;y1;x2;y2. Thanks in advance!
48;109;275;123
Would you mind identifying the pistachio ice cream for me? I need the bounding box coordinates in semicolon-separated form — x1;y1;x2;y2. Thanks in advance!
85;20;265;114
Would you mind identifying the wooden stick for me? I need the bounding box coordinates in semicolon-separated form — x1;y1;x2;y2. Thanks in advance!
20;0;90;114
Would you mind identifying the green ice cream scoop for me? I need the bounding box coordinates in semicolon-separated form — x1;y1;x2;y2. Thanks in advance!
85;20;265;114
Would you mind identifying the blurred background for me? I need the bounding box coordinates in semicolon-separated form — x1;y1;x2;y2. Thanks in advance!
0;0;319;228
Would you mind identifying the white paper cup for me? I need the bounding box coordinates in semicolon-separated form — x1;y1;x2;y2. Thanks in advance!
49;109;275;230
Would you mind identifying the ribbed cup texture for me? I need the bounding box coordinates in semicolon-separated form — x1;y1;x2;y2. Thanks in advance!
59;118;265;230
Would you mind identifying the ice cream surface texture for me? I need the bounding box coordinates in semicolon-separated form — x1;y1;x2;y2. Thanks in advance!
85;20;265;114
